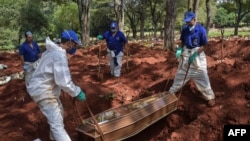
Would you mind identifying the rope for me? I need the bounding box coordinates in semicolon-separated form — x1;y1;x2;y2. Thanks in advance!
126;44;129;71
176;62;191;105
62;92;79;125
61;92;79;132
163;58;177;91
98;42;102;79
85;101;106;141
71;98;106;141
72;98;85;123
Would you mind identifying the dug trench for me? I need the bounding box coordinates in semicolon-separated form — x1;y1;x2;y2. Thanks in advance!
0;37;250;141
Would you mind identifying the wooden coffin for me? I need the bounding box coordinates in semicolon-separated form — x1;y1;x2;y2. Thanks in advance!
76;92;178;141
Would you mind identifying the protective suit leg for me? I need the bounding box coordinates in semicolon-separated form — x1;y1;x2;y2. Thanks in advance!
108;51;123;77
24;63;34;84
113;52;123;77
193;70;215;100
169;68;191;94
108;52;115;75
191;51;215;100
38;98;71;141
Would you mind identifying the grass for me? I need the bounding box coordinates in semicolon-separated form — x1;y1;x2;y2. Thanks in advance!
208;27;250;38
1;27;250;51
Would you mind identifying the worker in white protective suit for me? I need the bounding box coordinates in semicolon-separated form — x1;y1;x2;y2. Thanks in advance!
26;30;86;141
168;12;215;107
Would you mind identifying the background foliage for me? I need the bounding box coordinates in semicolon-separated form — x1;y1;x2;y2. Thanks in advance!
0;0;250;49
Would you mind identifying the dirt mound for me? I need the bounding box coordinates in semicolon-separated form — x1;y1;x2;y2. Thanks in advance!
0;37;250;141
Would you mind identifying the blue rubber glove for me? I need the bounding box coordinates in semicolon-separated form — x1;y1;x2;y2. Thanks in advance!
188;51;198;64
76;90;86;101
97;35;103;40
175;46;183;58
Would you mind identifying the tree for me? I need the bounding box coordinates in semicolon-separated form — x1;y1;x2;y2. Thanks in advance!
147;0;165;37
0;0;27;46
73;0;92;46
242;13;250;26
234;0;250;35
219;0;250;35
114;0;125;31
19;0;48;43
51;2;80;38
193;0;200;14
90;2;115;36
188;0;192;10
164;0;177;50
213;7;235;27
138;0;147;39
124;0;140;38
205;0;212;33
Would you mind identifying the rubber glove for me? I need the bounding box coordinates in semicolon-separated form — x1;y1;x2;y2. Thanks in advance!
188;51;198;64
23;64;28;71
76;90;86;101
97;35;103;40
175;46;183;58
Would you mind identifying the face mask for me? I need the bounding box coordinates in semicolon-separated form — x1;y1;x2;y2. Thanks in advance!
67;47;76;55
111;29;117;33
189;25;195;31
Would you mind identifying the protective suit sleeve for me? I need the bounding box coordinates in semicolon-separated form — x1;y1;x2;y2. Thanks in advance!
53;53;81;97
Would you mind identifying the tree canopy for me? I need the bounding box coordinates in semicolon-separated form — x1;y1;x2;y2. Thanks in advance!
0;0;250;48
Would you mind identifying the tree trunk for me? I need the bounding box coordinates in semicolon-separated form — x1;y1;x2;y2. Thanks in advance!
234;18;240;36
164;0;176;51
126;14;137;39
233;0;250;35
192;0;200;14
188;0;192;11
131;26;137;39
139;13;145;39
234;0;242;36
205;0;212;34
114;0;124;31
139;0;146;39
76;0;91;47
149;0;156;37
153;23;157;37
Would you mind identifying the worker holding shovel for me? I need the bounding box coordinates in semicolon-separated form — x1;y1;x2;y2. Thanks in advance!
168;11;215;107
26;30;86;141
97;22;128;78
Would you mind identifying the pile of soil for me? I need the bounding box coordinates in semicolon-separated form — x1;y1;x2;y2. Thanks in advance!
0;37;250;141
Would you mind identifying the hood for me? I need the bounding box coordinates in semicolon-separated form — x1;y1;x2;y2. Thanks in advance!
45;37;61;51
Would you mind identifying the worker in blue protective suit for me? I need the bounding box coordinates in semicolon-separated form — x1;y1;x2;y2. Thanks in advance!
168;12;216;107
26;30;86;141
97;22;128;77
19;31;41;84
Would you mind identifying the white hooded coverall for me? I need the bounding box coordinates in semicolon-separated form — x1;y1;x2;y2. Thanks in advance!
169;46;215;100
26;37;81;141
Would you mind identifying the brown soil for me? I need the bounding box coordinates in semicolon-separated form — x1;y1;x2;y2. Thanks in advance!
1;37;250;141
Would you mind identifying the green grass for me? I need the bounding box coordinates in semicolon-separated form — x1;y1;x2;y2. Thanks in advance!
208;28;250;38
1;27;250;51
